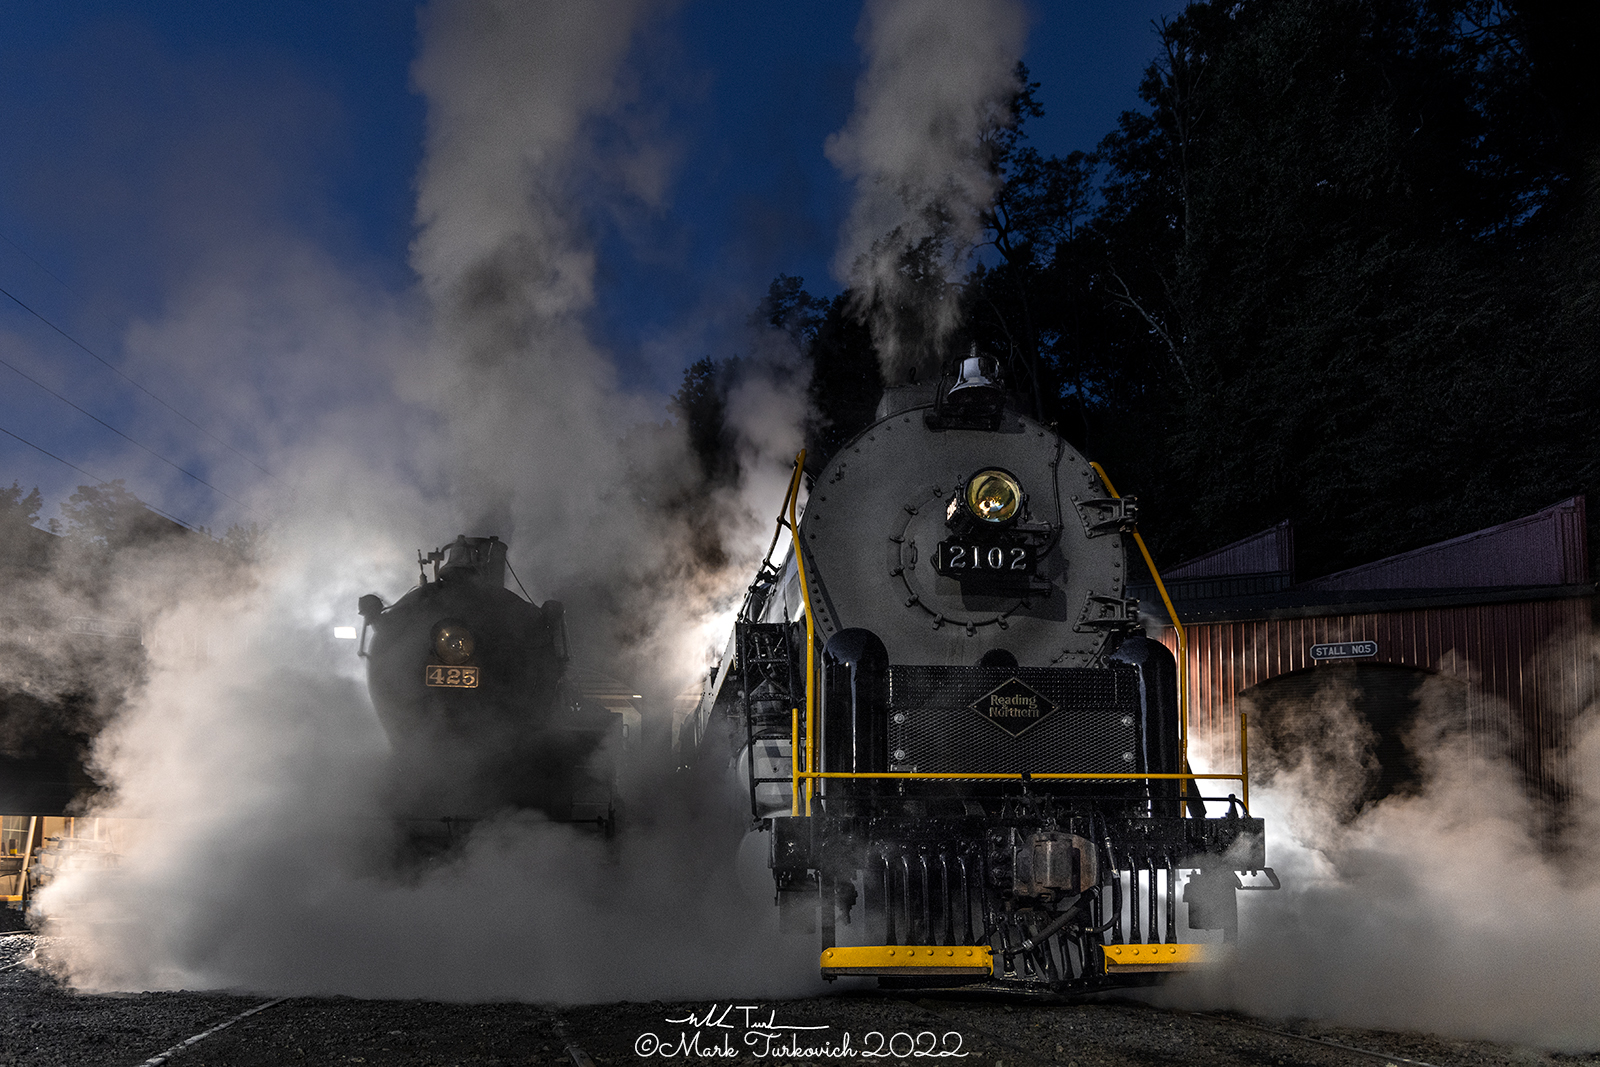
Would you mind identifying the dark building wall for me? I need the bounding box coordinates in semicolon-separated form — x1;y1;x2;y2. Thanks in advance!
1158;594;1594;806
1145;496;1595;807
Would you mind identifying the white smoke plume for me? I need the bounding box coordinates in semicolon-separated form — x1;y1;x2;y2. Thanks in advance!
826;0;1028;382
33;0;820;999
45;545;820;1000
408;0;801;699
1163;645;1600;1053
410;0;668;584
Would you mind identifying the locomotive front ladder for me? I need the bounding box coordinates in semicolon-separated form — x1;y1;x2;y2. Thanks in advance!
738;621;801;822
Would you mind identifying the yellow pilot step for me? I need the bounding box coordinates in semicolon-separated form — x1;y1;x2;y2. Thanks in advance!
820;945;994;977
1101;942;1206;972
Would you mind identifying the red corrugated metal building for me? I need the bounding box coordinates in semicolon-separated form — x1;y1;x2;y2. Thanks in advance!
1132;497;1595;803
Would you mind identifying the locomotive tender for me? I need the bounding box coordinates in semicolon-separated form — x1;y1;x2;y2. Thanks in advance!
685;356;1273;989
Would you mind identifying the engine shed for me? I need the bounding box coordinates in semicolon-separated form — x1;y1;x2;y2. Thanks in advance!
1131;497;1595;809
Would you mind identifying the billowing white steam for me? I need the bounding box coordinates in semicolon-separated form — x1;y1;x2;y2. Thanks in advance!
50;549;820;999
1164;652;1600;1052
37;0;817;999
410;0;667;596
826;0;1027;381
408;0;804;696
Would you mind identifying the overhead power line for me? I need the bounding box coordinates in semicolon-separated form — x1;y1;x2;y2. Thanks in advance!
0;420;199;531
0;232;72;291
0;281;278;481
0;348;252;513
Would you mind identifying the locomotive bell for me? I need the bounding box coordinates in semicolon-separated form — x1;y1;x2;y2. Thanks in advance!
942;352;1005;423
438;535;508;589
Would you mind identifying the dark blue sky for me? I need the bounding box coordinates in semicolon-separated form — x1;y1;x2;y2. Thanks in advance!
0;1;1179;529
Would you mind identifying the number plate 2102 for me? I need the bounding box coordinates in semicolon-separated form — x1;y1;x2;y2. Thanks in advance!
934;541;1035;578
425;664;479;688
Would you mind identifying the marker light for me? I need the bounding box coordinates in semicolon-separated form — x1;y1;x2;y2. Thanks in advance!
433;622;475;665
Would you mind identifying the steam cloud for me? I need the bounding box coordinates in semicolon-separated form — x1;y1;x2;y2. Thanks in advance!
409;0;806;696
826;0;1028;382
32;0;816;1000
1163;648;1600;1052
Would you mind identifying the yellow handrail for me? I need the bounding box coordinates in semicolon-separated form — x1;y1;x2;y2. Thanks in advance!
776;451;817;817
805;707;816;817
1088;462;1187;764
1087;462;1249;815
793;769;1244;783
1241;711;1250;812
790;706;800;817
766;456;808;816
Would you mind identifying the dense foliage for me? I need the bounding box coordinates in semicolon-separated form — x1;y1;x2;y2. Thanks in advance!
684;0;1600;580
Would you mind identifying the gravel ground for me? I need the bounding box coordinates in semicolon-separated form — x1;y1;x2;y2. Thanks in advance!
1;934;1596;1067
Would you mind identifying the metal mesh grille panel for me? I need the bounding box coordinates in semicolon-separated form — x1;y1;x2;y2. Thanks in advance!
887;665;1141;774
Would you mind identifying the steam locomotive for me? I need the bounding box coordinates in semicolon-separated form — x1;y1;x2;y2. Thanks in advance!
682;355;1273;989
356;535;617;825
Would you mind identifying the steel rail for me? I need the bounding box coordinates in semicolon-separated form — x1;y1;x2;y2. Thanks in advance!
135;997;288;1066
1185;1012;1453;1067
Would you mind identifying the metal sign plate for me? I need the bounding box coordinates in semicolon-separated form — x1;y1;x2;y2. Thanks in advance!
1309;641;1377;660
425;665;479;688
970;677;1058;737
933;539;1037;578
65;616;141;640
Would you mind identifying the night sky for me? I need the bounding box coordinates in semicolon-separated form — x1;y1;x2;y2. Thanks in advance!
0;1;1179;532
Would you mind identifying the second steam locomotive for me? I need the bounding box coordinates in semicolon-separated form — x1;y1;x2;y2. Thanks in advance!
357;535;618;824
683;355;1273;989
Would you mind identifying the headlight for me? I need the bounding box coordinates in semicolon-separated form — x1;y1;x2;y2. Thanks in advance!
965;469;1022;523
432;621;475;665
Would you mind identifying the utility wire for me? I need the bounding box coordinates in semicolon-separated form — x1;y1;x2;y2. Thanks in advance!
0;232;71;290
0;281;279;481
0;420;199;531
0;348;251;513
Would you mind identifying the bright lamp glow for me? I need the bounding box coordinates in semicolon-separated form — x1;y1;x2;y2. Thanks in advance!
333;626;358;640
965;469;1022;523
433;622;475;665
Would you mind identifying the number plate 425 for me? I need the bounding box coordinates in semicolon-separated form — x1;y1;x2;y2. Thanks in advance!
934;540;1035;577
425;664;479;688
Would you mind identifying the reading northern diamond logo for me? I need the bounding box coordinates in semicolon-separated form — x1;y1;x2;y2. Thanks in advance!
971;677;1057;738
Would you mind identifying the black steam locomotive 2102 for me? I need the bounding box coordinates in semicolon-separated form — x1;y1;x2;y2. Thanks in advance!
683;355;1274;990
